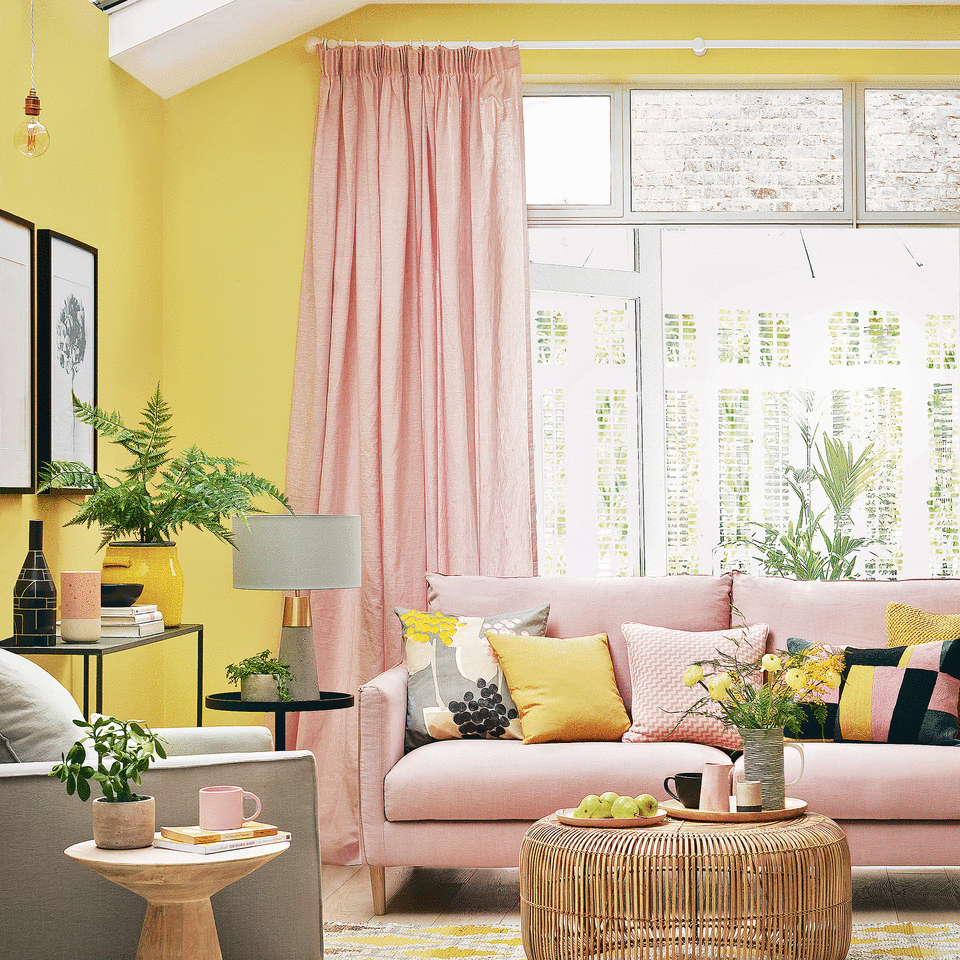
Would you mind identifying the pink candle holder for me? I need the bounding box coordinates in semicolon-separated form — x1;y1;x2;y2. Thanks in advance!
60;571;101;643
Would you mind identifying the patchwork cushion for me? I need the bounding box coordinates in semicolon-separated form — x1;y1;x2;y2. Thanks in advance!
0;647;84;762
487;633;630;744
397;604;550;750
789;635;960;745
621;622;768;751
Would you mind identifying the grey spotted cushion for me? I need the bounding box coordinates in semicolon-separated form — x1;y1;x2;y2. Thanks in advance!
397;604;550;750
0;647;84;761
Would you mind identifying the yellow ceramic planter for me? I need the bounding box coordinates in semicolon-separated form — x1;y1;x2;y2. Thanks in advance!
102;542;183;627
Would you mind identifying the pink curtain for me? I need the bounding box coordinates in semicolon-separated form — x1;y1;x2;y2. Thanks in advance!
285;43;537;864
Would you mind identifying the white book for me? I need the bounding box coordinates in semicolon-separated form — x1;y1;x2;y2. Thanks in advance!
152;831;291;855
99;604;159;616
101;610;164;625
99;619;165;638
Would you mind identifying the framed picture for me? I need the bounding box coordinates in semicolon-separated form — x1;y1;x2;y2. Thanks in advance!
37;230;98;488
0;210;36;494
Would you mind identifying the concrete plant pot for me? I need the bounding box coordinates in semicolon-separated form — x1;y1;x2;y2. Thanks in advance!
241;674;281;702
92;796;156;849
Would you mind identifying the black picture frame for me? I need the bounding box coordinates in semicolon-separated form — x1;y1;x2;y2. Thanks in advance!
37;230;98;489
0;210;36;494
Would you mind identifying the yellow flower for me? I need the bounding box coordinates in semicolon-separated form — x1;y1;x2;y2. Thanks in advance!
761;654;782;673
682;664;704;687
824;669;842;690
784;668;806;691
708;673;733;700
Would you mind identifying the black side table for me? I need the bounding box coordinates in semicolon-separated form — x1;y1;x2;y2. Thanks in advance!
205;691;354;750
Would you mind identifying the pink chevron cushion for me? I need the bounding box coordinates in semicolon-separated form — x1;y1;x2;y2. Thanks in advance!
621;621;769;750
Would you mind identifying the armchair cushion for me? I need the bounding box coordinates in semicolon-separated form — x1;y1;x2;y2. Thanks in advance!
0;648;83;762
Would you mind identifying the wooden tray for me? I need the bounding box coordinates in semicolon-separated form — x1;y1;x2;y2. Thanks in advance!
556;808;667;828
662;797;807;823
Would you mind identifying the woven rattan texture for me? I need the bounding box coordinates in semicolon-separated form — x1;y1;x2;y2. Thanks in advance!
519;813;852;960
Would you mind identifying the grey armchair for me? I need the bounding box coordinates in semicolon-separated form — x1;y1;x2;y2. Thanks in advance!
0;650;322;960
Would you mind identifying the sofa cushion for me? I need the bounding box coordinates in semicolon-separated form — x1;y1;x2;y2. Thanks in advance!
426;573;735;711
487;633;630;744
383;738;732;821
887;602;960;647
621;621;768;751
0;647;84;762
731;572;960;653
397;605;550;749
790;636;959;745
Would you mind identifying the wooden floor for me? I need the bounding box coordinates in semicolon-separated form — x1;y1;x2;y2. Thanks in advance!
321;864;960;927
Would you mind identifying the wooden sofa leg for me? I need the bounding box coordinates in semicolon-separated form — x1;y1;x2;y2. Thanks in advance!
370;865;387;915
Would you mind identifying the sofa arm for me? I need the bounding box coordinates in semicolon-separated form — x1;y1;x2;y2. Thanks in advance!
0;750;322;960
157;725;274;755
358;663;407;865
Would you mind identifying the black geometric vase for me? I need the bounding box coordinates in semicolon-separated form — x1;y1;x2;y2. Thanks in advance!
13;519;57;646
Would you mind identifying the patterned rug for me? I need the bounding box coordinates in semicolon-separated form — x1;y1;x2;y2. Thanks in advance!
322;921;960;960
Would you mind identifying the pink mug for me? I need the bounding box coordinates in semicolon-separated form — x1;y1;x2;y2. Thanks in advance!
199;785;262;830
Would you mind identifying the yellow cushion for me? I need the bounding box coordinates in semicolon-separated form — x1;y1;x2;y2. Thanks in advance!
886;603;960;648
486;632;630;744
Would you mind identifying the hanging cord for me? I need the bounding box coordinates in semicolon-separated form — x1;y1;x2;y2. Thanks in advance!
30;0;37;90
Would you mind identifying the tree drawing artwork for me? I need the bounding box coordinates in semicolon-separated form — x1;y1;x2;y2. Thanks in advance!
57;293;87;450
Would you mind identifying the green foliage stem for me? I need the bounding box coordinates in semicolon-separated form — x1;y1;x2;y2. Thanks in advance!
37;384;291;549
49;716;167;803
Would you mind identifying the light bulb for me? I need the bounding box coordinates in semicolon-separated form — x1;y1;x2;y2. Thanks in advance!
14;89;49;158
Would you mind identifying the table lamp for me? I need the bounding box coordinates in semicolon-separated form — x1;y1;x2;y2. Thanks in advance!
232;514;361;700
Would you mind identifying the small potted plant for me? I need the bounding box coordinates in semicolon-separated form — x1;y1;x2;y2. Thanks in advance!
50;715;168;849
226;650;294;702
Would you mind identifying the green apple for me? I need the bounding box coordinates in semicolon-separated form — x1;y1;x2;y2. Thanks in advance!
598;792;620;817
611;795;641;819
635;794;659;818
574;795;602;818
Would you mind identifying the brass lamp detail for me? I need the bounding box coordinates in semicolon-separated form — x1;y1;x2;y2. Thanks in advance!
283;592;314;628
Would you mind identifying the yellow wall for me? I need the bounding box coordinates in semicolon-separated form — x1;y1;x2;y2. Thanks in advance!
2;2;958;729
0;0;167;721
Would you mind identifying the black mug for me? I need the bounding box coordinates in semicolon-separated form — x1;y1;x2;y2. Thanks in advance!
663;772;702;809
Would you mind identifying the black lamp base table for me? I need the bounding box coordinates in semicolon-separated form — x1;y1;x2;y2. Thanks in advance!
205;691;354;750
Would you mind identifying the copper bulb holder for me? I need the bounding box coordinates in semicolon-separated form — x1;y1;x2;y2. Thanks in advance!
24;89;41;117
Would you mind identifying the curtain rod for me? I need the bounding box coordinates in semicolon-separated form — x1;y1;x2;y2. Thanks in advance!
305;37;960;56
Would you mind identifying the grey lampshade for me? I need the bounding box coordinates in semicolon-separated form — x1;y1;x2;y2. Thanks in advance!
232;514;361;591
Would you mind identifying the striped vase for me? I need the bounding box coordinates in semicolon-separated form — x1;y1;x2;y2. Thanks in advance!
739;726;788;811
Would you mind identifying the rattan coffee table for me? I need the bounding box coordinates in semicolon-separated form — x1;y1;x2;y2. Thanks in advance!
520;812;851;960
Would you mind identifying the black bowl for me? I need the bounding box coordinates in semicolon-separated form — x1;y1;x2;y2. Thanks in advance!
101;583;144;607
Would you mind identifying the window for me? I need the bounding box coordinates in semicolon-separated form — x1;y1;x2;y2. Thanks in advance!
526;83;960;580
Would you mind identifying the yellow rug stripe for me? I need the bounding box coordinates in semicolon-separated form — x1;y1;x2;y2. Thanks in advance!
324;920;960;960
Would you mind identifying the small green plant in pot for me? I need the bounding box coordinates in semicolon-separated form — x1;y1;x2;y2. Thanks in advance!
226;650;294;702
50;716;168;849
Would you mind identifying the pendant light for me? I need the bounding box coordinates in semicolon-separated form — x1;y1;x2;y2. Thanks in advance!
14;0;50;158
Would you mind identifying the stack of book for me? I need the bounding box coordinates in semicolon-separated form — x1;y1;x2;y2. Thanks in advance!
100;604;165;638
153;821;291;854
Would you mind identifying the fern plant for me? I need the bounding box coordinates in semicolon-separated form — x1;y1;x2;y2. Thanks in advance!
38;384;290;548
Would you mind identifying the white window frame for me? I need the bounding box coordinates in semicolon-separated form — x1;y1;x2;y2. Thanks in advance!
526;79;960;576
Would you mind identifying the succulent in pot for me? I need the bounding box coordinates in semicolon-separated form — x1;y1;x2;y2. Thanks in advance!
50;715;168;849
226;650;294;702
37;384;291;626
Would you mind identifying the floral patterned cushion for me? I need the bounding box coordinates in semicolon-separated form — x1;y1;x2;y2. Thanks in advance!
397;604;550;750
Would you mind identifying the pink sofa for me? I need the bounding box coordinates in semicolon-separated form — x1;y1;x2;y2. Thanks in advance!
358;571;960;914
